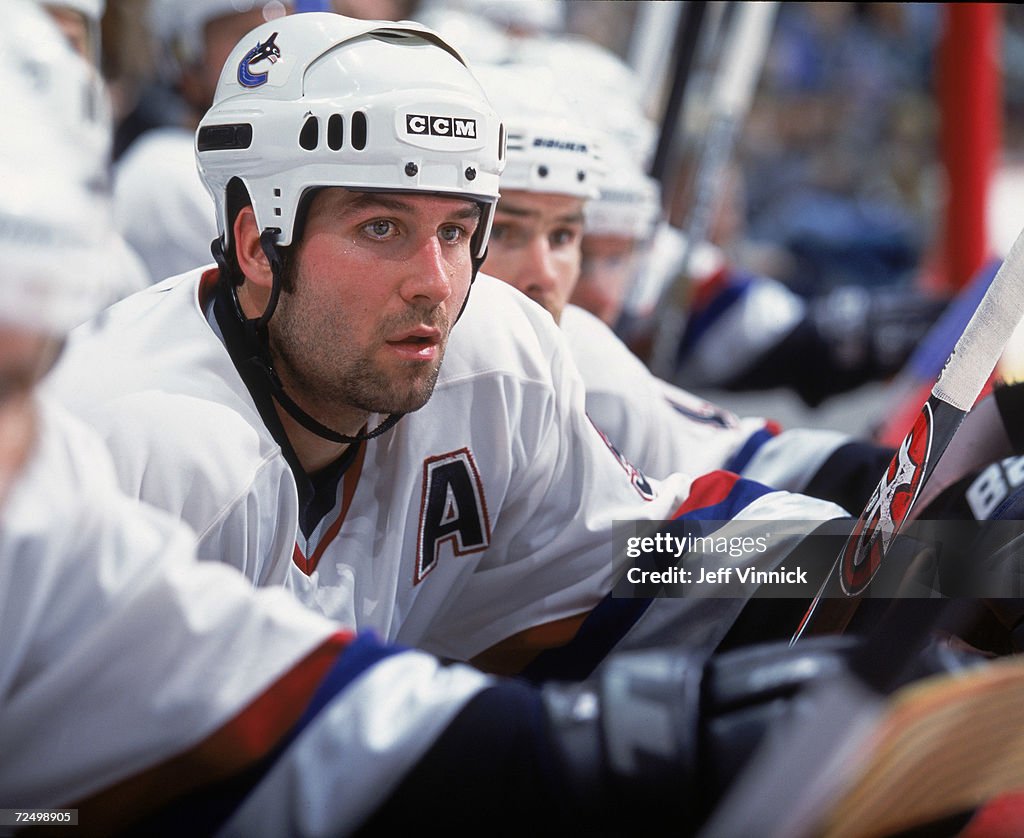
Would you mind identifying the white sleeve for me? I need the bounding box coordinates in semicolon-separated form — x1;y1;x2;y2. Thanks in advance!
0;401;334;807
1;400;491;836
562;305;766;480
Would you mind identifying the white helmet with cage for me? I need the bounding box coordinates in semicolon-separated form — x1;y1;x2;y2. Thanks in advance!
195;12;506;258
472;62;602;201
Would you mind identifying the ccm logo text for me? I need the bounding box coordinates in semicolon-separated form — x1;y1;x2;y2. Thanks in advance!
406;114;477;138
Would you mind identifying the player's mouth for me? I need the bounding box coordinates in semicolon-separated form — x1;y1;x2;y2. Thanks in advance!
385;327;442;361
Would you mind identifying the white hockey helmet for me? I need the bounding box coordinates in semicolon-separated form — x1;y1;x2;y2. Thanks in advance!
516;34;657;170
584;142;662;241
196;12;505;257
31;0;105;22
473;62;602;201
4;0;112;191
474;0;566;35
413;7;513;65
1;5;110;334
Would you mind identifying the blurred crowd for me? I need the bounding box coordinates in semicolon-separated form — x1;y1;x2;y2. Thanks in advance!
92;2;945;292
26;0;1024;418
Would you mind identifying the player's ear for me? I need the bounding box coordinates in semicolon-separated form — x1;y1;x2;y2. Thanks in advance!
234;206;274;291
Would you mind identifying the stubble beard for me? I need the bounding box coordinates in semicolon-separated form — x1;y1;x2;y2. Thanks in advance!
270;299;450;422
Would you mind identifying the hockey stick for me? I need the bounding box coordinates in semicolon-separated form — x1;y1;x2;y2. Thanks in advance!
648;1;779;380
791;225;1024;643
646;0;707;187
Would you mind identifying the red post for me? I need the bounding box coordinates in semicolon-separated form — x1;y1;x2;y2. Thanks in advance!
938;3;1001;291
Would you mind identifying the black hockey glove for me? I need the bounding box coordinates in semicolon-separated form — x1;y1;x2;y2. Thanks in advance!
542;633;979;835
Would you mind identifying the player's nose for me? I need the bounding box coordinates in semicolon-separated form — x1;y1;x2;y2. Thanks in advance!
402;236;453;306
522;236;559;295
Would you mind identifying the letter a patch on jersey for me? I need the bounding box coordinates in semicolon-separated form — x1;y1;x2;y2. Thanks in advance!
416;448;491;584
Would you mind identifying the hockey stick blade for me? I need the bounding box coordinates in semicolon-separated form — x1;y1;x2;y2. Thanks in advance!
792;225;1024;644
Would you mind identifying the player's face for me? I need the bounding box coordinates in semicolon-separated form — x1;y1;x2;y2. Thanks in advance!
482;190;585;324
0;327;59;511
268;188;480;427
574;233;644;327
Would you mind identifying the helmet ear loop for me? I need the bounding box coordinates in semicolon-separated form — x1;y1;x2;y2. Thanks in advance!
255;229;285;340
456;206;491;323
457;245;486;323
211;235;242;286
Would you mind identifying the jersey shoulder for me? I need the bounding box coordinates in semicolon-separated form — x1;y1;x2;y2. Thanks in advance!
45;271;287;532
560;304;652;394
440;273;575;386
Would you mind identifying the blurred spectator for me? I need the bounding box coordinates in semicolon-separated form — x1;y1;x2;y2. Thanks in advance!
112;1;290;282
737;3;941;293
333;0;418;19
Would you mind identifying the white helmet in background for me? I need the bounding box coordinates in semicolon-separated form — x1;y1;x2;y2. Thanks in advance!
417;0;565;37
4;0;112;190
585;143;662;241
473;0;565;35
35;0;105;20
196;12;506;256
150;0;290;69
1;5;111;334
473;62;602;201
515;34;657;170
26;0;106;65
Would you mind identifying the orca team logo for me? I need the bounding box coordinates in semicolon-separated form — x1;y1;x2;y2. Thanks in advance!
237;32;281;88
841;403;933;594
405;114;477;139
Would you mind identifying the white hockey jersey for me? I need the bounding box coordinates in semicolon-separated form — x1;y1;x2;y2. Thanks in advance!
561;303;857;498
113;127;220;283
0;399;489;834
48;269;709;661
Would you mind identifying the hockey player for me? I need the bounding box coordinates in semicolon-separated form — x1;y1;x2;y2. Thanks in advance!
49;13;848;677
473;61;896;514
114;0;293;281
28;0;103;63
3;9;986;835
0;9;837;832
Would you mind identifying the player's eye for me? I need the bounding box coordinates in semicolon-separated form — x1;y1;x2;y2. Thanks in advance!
363;219;396;239
438;224;465;244
550;227;580;248
489;223;530;249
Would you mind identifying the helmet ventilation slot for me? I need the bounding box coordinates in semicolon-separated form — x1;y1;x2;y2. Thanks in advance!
351;111;367;150
327;114;344;150
299;116;319;151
